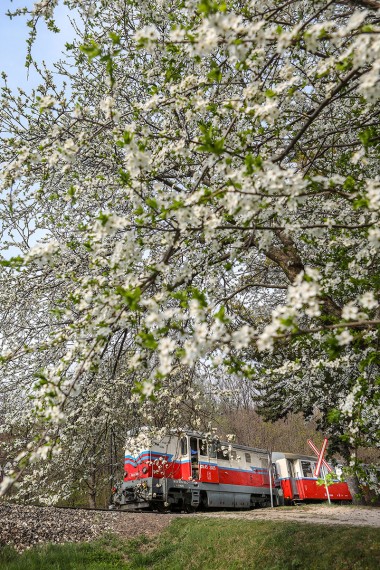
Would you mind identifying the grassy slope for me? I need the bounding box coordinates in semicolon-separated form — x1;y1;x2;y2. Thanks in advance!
1;518;380;570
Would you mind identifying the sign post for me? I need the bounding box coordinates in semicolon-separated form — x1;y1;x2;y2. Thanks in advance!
314;438;328;478
307;438;331;504
324;474;332;505
268;450;273;508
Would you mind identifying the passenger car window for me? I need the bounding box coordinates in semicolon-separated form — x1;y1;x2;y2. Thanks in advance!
301;461;314;478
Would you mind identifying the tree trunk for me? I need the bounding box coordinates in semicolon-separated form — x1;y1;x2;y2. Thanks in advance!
88;463;97;509
345;471;366;505
88;490;97;509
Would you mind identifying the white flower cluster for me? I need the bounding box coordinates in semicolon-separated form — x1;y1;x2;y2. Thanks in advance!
99;96;120;121
37;95;57;111
33;0;58;18
25;240;60;267
134;25;160;51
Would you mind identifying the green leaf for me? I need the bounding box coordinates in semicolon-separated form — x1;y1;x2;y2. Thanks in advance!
138;331;158;350
197;0;227;15
359;126;376;149
207;61;223;83
109;32;120;45
97;212;110;227
0;256;24;268
116;286;141;311
214;305;228;323
265;88;276;98
146;197;158;210
191;287;208;308
343;176;356;192
119;168;131;186
244;153;262;174
327;408;341;424
80;39;102;61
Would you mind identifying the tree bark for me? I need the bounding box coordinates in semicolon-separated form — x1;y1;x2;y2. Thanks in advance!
264;230;342;319
345;471;366;505
88;462;97;509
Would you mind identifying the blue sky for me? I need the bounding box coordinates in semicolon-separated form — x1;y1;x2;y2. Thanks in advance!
0;2;78;256
0;1;76;91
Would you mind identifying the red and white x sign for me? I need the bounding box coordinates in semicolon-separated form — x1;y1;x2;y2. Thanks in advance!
307;438;332;477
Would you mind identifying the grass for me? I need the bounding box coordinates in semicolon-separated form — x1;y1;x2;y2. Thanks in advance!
0;534;127;570
1;518;380;569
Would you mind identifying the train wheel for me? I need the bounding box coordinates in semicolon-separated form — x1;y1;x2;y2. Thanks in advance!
156;502;171;513
184;504;197;513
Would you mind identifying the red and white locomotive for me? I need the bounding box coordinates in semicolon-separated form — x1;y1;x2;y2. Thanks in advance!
113;429;277;511
112;429;352;510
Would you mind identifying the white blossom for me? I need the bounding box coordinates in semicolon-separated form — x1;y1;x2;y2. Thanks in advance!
359;291;378;310
336;330;353;346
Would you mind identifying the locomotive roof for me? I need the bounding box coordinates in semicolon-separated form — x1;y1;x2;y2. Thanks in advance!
126;427;269;455
182;429;269;455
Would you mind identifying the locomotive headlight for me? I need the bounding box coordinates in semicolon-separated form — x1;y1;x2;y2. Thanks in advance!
142;467;148;474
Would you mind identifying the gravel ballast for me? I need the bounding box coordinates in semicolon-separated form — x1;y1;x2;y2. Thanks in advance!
0;503;179;552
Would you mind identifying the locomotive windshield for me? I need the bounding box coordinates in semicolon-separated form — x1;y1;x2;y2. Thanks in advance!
180;437;187;456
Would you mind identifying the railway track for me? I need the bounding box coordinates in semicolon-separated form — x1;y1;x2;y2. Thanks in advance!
53;505;117;512
53;504;183;514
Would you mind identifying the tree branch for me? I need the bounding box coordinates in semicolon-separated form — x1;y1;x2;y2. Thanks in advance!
273;68;363;163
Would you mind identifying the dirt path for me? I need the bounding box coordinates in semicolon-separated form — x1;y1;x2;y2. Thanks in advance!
198;505;380;528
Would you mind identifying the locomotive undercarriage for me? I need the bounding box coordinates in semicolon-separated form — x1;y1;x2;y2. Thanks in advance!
112;477;280;511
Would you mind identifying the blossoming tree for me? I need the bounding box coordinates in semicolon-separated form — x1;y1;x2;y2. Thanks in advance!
1;0;379;498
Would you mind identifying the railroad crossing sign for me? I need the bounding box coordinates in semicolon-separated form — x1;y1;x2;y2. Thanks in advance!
307;438;332;477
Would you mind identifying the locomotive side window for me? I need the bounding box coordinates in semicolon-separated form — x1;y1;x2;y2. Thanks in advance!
200;440;207;456
217;446;229;460
208;442;217;458
261;458;269;469
301;461;314;478
180;437;188;456
230;450;237;460
245;453;251;464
